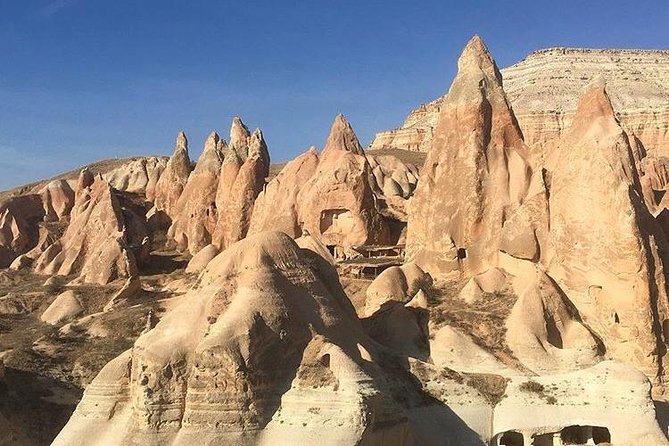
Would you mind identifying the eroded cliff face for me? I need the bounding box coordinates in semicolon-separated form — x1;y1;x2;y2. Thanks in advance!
545;79;669;387
372;47;669;157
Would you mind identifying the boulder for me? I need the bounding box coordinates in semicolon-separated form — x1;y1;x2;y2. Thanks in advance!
363;262;432;317
41;290;83;325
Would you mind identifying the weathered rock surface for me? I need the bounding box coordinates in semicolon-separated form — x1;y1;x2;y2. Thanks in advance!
33;171;139;285
41;290;83;325
152;131;192;217
371;48;669;157
363;262;432;317
250;115;389;256
0;194;47;268
167;132;223;254
249;148;319;237
212;118;270;249
104;156;167;197
545;79;669;387
38;180;75;222
406;35;533;277
52;232;413;446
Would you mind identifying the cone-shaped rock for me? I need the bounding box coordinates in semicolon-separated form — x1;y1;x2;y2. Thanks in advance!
211;119;270;249
53;232;409;445
167;132;223;254
249;147;320;237
406;35;532;276
152;131;192;217
323;114;365;155
295;115;388;255
33;173;139;285
546;79;669;387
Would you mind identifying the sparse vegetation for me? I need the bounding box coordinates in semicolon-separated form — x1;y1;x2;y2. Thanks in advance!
464;373;508;406
427;279;526;371
519;380;545;393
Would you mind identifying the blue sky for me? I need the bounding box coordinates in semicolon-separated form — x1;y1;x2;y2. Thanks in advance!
1;0;667;190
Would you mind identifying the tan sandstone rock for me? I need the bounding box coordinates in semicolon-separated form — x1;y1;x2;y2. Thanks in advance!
406;35;533;277
152;131;192;217
545;78;669;388
167;132;223;254
53;232;411;446
211;118;270;249
41;290;83;325
33;172;139;285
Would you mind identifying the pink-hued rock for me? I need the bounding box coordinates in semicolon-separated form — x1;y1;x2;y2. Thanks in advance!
33;172;139;285
167;132;223;254
406;35;533;277
152;131;192;217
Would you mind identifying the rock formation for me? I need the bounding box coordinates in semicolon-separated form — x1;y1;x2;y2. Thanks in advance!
52;232;412;446
105;156;167;197
0;194;46;268
167;132;223;254
250;115;389;257
33;171;139;285
211;118;270;249
406;35;533;276
371;48;669;157
363;262;432;317
41;290;83;325
545;79;669;387
38;180;75;222
249;148;319;237
152;131;192;217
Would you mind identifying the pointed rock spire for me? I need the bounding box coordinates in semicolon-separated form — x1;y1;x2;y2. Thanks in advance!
323;114;364;155
406;35;532;276
547;75;669;386
249;128;270;172
572;76;616;125
175;130;188;151
194;132;222;173
456;34;502;84
230;116;251;149
152;131;192;216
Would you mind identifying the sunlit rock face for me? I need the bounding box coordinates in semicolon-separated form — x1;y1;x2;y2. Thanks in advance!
371;47;669;158
544;78;669;388
250;115;389;256
152;131;192;218
406;35;534;277
211;117;270;250
167;132;223;255
52;232;415;446
33;171;139;285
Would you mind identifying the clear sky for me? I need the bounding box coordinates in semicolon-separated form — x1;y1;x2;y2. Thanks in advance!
1;0;667;190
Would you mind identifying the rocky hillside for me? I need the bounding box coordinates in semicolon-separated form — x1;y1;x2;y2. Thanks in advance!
371;47;669;156
3;37;669;446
